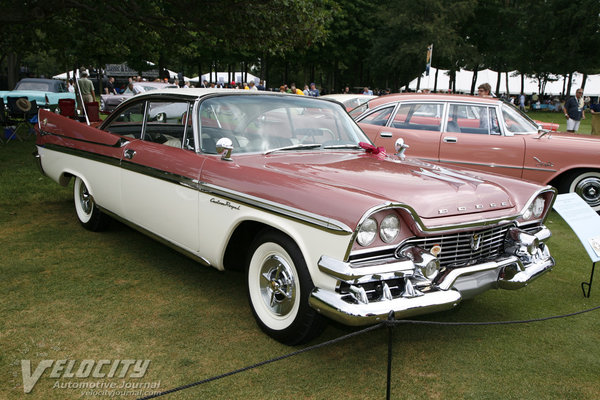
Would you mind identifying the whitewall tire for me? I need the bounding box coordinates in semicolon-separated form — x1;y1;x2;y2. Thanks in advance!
246;230;324;345
73;176;109;231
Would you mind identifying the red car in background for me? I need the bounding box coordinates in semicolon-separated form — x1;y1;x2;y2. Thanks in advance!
352;93;600;211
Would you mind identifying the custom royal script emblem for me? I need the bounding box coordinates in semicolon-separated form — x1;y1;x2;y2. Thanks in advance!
210;198;240;210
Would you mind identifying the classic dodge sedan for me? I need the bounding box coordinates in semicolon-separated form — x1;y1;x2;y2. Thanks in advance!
35;89;556;344
353;93;600;212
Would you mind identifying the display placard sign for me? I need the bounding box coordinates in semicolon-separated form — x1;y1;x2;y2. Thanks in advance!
552;193;600;263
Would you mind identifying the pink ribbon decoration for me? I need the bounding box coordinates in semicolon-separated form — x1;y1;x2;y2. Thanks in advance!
359;142;386;155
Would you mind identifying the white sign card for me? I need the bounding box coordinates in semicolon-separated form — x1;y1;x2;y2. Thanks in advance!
552;193;600;263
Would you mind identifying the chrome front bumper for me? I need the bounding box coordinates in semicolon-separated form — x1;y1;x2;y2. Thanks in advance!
309;226;554;326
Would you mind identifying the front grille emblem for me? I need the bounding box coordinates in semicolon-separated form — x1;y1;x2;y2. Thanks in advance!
470;233;482;251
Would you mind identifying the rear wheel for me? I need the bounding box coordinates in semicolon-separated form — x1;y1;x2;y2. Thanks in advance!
246;230;324;345
560;171;600;212
73;176;109;231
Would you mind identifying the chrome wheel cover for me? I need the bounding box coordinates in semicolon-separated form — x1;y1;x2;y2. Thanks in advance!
259;255;296;316
575;176;600;209
78;181;92;215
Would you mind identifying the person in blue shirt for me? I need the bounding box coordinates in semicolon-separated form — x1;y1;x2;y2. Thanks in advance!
563;88;585;133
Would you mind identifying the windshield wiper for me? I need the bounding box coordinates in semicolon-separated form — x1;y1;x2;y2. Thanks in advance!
322;144;362;149
264;144;322;154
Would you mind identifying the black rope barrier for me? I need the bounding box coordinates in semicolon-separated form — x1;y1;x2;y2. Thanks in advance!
138;304;600;400
138;323;385;400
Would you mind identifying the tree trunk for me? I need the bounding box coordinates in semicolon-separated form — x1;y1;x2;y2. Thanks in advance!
7;53;19;90
495;71;501;95
470;66;479;95
566;72;573;97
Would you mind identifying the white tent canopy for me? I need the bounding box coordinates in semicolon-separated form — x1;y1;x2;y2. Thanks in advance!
189;71;262;86
53;62;192;82
407;67;600;97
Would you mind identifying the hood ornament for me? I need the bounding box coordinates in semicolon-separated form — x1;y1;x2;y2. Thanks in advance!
394;138;410;159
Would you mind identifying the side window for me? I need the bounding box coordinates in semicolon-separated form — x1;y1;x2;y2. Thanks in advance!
143;101;190;148
392;103;443;131
447;104;494;135
359;106;394;126
103;102;146;138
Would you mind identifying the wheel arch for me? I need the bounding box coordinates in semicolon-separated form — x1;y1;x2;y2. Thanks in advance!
222;220;299;272
550;167;600;192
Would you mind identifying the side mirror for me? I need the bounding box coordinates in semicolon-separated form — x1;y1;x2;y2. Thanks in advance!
394;138;410;159
216;137;234;161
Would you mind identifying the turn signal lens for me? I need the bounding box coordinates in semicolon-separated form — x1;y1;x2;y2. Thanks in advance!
357;218;377;246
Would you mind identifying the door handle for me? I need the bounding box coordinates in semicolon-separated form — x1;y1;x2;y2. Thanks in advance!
443;137;458;143
124;149;136;159
380;131;393;138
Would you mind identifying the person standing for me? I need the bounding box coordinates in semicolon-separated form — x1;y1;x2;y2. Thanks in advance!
308;83;320;97
105;76;117;95
519;93;526;111
563;88;585;133
76;68;95;115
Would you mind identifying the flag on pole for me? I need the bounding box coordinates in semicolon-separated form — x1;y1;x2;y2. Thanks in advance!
426;44;433;76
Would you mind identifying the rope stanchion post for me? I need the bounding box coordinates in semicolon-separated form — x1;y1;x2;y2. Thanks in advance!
386;310;395;400
582;261;596;298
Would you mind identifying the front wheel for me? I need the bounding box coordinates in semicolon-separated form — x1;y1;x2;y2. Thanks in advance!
73;176;109;231
560;171;600;212
246;230;324;345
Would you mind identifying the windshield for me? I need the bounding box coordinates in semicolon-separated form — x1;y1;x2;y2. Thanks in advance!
500;102;539;134
349;102;370;119
198;95;369;154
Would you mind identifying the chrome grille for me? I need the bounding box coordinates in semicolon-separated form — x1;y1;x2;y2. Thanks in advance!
397;225;511;268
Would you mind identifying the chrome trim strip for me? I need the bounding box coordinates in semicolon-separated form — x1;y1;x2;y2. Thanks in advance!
39;129;124;148
346;186;555;260
33;147;46;177
318;255;413;281
200;183;353;234
39;142;352;235
43;143;122;167
120;159;199;188
438;159;558;173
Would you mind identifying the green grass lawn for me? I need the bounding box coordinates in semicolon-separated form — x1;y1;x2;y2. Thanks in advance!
528;110;593;134
1;138;600;399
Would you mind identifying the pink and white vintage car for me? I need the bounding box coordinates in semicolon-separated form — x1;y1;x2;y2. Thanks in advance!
35;89;555;344
352;93;600;212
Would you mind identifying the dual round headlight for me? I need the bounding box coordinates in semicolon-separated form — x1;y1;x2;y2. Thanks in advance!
522;196;546;220
357;214;400;246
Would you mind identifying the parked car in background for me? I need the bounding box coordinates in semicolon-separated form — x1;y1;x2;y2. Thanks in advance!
321;93;378;111
100;81;178;113
353;93;600;211
35;89;556;344
0;78;75;107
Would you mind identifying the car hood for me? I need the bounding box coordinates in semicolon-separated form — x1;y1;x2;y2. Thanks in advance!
239;152;517;221
529;131;600;143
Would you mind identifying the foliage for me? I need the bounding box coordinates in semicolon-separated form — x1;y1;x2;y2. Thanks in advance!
1;0;599;93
